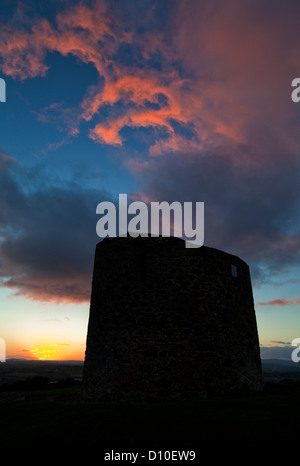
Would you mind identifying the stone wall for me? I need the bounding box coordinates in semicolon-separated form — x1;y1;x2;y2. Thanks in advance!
82;236;263;400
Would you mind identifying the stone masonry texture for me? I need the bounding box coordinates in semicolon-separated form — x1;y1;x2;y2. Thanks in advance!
82;236;263;401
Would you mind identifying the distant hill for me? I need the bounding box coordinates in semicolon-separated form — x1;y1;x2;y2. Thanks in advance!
1;358;300;386
3;359;84;365
0;359;84;386
262;358;300;370
261;358;300;381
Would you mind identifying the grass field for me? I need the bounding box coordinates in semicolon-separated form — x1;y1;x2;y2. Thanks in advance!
0;380;300;446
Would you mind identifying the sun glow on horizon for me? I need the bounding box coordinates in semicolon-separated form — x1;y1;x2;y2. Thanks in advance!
26;342;85;361
30;345;62;360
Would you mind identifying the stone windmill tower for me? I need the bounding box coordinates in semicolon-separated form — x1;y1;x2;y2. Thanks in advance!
82;236;263;400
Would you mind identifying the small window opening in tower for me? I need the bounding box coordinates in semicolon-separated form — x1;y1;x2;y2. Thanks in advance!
231;264;237;277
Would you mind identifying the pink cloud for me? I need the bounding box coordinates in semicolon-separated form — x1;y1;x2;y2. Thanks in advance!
4;275;90;303
256;298;300;307
166;0;300;162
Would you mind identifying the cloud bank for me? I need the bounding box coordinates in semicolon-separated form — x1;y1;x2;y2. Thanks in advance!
0;152;108;302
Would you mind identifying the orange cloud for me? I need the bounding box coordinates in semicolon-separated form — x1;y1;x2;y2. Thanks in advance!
86;71;197;149
90;117;125;145
1;0;300;163
0;1;116;80
0;2;202;154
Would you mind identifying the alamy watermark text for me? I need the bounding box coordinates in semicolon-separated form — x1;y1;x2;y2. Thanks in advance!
0;78;6;102
291;338;300;362
0;338;6;362
96;194;204;248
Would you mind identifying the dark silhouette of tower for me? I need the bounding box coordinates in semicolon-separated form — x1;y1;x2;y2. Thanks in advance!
82;236;263;400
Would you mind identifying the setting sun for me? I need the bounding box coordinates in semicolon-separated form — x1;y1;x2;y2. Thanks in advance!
22;340;86;361
30;345;61;360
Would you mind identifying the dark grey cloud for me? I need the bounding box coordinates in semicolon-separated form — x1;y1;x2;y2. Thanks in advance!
132;144;300;286
0;151;110;302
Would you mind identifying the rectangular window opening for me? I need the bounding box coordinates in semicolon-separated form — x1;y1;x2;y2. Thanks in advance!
231;264;237;277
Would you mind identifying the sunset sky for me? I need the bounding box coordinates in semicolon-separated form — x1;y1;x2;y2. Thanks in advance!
1;0;300;361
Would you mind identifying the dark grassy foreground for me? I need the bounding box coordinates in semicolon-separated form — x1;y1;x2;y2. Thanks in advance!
0;380;300;446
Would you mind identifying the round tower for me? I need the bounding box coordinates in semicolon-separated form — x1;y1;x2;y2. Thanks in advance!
82;236;263;400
